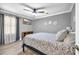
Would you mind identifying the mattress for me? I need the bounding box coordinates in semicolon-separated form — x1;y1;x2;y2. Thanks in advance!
24;32;56;43
23;33;75;55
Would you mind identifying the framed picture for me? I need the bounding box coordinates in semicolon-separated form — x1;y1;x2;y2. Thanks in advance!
23;19;31;25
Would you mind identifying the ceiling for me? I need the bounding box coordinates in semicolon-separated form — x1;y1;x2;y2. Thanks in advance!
0;3;73;20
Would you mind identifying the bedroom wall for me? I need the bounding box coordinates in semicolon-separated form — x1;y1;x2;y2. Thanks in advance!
19;18;32;39
71;4;75;32
32;13;71;33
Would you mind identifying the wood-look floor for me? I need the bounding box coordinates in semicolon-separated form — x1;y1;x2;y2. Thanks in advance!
18;49;39;55
0;40;38;55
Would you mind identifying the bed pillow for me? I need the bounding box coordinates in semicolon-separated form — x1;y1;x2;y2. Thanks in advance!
56;29;67;42
64;32;75;45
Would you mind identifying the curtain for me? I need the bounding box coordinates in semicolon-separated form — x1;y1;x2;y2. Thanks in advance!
0;14;4;45
4;15;16;44
16;17;20;41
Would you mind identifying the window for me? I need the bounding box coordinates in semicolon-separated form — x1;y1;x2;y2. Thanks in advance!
4;15;16;44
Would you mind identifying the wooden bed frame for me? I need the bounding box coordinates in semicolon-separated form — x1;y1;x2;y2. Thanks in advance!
22;44;46;55
22;31;46;55
22;31;33;39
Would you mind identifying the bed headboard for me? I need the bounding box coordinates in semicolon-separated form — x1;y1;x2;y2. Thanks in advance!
22;31;33;39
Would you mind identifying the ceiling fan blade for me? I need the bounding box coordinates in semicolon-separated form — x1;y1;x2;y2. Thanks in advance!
36;11;48;14
24;9;33;12
37;11;45;13
21;3;34;10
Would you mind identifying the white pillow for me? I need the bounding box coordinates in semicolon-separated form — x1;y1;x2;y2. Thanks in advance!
64;32;75;44
56;29;67;42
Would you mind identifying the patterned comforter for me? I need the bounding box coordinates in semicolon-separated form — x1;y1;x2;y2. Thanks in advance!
23;35;75;55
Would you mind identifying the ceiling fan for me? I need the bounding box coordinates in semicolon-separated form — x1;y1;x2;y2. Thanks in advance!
22;4;48;15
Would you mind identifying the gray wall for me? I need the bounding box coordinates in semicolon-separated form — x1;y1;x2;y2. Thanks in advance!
71;5;75;32
19;18;32;39
32;13;71;33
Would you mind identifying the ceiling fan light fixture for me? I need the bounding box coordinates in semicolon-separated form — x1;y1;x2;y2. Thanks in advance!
32;13;37;16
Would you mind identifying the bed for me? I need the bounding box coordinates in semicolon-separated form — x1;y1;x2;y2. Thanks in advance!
22;30;75;55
